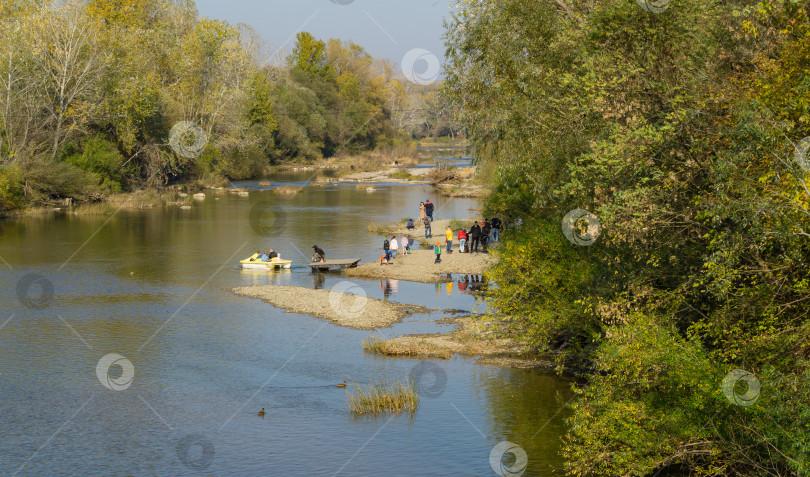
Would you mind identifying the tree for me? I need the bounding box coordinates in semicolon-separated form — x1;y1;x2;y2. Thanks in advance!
32;2;106;159
445;0;810;474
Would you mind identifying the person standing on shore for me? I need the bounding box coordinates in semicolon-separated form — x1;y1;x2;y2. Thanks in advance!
481;220;491;253
423;216;432;238
458;228;467;253
434;241;442;263
445;226;454;253
383;236;391;261
401;235;410;254
490;217;501;243
419;202;426;223
425;199;434;220
390;235;399;258
469;221;482;253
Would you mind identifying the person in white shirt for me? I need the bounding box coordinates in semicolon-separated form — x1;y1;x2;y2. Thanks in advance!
390;235;399;258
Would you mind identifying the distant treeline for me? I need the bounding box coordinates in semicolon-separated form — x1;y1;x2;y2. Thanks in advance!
446;0;809;475
0;0;457;210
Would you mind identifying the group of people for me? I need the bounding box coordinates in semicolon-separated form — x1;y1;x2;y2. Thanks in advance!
255;249;280;261
377;195;505;265
433;218;501;263
444;218;501;253
380;235;412;265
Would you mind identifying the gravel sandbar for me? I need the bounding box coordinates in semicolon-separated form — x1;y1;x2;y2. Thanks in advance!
345;248;494;283
232;285;421;330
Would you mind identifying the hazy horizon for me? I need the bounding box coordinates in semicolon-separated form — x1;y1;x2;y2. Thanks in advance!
194;0;453;70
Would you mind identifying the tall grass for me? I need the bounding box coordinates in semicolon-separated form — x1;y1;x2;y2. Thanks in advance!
347;379;419;416
448;219;471;231
388;171;418;181
362;336;388;354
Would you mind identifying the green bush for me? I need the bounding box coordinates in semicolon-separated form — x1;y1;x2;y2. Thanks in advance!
62;135;125;193
485;218;606;358
0;165;25;211
563;315;719;476
20;156;101;204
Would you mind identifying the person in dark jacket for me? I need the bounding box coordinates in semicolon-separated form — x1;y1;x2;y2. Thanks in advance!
481;220;492;253
469;221;482;253
490;217;501;242
425;199;434;220
383;237;391;261
312;245;325;262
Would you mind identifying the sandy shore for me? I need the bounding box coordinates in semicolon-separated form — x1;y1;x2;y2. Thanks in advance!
367;317;557;369
232;285;424;330
337;167;431;184
345;248;494;283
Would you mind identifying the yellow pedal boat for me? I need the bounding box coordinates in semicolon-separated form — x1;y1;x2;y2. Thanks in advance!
241;253;292;269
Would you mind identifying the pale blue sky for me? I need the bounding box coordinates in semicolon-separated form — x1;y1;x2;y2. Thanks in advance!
193;0;453;66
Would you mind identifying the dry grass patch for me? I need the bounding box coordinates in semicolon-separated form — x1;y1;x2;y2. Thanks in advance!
347;379;419;416
362;335;453;359
274;185;303;196
361;317;557;369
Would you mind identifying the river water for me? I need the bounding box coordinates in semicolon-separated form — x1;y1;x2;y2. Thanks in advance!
0;172;573;476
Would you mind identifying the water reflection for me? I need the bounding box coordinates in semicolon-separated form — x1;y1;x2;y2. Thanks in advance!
424;274;488;297
312;270;325;289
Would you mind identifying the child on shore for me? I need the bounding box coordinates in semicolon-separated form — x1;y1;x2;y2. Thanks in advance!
434;241;442;263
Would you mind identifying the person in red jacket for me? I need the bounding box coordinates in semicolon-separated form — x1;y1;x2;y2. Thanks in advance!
458;228;468;253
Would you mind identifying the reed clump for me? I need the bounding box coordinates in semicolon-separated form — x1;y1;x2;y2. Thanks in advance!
362;335;389;354
347;379;419;416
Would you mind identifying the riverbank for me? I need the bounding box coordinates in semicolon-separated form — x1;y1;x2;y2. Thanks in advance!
2;148;480;217
231;285;426;330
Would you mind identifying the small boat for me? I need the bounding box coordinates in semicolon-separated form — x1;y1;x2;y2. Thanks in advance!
240;253;292;269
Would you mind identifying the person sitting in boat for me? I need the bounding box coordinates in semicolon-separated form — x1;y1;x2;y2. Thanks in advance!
260;250;270;261
312;245;326;262
267;249;278;260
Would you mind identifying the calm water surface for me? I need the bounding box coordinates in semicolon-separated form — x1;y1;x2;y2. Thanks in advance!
0;174;572;476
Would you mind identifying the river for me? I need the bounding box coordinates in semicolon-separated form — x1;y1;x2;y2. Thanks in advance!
0;171;573;476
